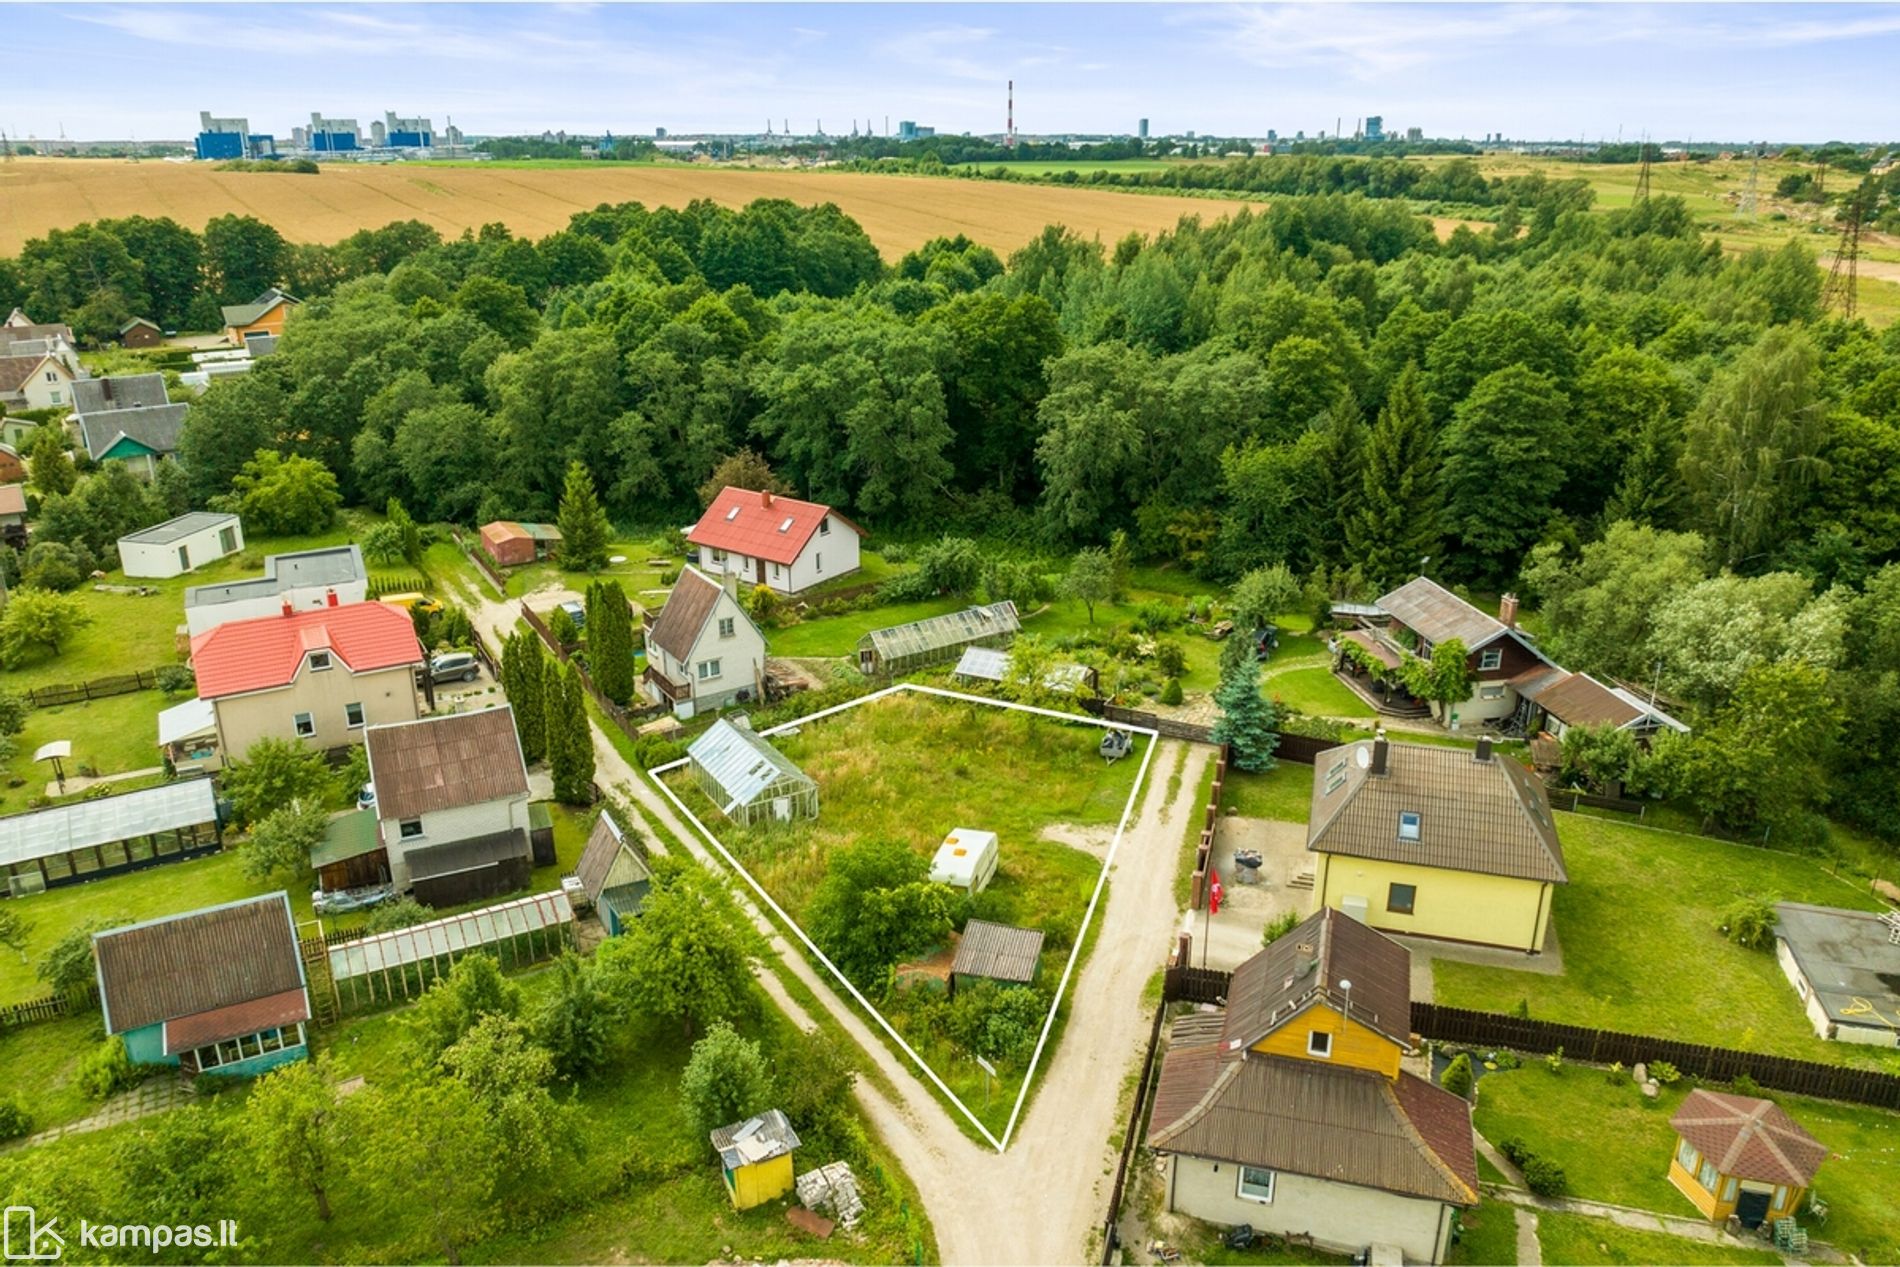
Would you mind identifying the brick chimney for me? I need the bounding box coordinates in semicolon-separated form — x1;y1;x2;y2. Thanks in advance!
281;597;294;617
1475;734;1494;763
1370;727;1389;777
1499;593;1519;628
760;489;774;508
325;587;338;607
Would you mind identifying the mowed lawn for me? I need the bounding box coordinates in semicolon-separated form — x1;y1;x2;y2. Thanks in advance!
0;525;362;694
1474;1068;1900;1265
0;798;598;1006
1432;815;1891;1067
1535;1214;1781;1266
0;690;170;811
766;596;969;658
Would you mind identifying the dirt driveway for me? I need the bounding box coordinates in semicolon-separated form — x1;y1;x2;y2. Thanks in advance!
444;563;1208;1262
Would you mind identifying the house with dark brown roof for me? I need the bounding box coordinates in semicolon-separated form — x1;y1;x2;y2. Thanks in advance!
1516;669;1689;742
1668;1089;1827;1227
1309;734;1566;953
365;706;533;906
641;565;766;718
92;892;311;1079
1146;908;1477;1262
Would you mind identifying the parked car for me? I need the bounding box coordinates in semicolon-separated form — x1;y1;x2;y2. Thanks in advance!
429;652;480;684
380;592;443;616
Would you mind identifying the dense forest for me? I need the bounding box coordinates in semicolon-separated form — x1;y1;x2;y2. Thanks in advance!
4;175;1900;845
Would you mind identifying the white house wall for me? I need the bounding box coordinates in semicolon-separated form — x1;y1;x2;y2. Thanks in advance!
1166;1155;1453;1264
120;522;244;580
783;514;860;593
382;796;529;891
683;590;767;709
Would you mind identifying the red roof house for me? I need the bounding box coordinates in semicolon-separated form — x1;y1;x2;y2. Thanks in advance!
191;601;425;754
686;487;863;596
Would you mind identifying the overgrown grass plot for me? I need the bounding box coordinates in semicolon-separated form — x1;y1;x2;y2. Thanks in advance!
654;685;1154;1147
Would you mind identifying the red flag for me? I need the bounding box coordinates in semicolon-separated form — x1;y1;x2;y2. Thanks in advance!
1209;871;1223;916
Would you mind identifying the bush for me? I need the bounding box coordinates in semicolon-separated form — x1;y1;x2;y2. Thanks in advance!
1544;1045;1565;1075
1133;600;1179;634
1153;640;1187;679
155;664;196;694
1497;1137;1532;1168
1521;1156;1568;1197
76;1036;141;1100
1158;677;1184;706
1440;1053;1475;1100
1260;910;1299;946
1718;893;1779;950
1648;1060;1681;1085
630;736;686;769
0;1096;31;1141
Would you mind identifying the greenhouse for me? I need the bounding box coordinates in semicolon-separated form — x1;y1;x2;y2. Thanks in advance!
687;719;819;826
326;890;574;1009
856;601;1020;678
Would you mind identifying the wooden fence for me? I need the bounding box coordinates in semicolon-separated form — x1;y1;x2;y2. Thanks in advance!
1188;744;1232;911
518;601;669;744
0;984;98;1030
1151;969;1900;1111
1100;997;1170;1265
1410;1004;1900;1110
1092;702;1218;744
27;670;164;708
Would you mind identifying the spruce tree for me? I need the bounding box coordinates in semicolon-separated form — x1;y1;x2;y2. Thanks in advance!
547;661;593;805
588;580;636;706
1210;634;1280;773
1602;406;1683;529
1346;362;1441;589
556;460;611;572
504;631;548;764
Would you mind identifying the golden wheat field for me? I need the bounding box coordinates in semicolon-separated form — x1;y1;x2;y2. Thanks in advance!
0;157;1265;259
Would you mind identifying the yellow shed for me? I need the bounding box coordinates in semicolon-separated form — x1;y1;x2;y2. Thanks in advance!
711;1108;801;1210
1668;1089;1827;1228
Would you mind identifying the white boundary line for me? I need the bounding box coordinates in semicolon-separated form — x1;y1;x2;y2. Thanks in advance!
648;681;1159;1153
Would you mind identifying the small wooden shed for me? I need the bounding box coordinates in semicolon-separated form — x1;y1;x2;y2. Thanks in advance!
710;1108;801;1210
480;521;535;568
950;919;1044;996
1667;1089;1827;1228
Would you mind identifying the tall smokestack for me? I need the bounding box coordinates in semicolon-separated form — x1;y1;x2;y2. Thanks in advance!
1007;80;1015;149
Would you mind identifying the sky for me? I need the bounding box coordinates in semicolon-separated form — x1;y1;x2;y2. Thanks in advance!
5;2;1898;144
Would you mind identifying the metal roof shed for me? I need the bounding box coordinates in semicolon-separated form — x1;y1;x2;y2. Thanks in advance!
857;601;1019;678
687;719;818;827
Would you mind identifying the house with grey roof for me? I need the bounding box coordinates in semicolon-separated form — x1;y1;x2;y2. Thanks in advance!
72;373;190;475
1334;577;1557;728
641;565;766;717
221;288;298;348
1308;733;1567;953
183;544;368;635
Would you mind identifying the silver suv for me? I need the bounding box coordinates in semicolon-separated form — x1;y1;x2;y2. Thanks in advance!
429;652;481;684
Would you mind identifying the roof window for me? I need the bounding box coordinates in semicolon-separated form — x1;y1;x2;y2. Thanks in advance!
1397;811;1421;842
778;516;794;533
725;506;740;521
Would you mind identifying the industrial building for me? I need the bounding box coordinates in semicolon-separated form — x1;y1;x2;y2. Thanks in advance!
384;111;434;148
307;112;360;152
193;111;275;160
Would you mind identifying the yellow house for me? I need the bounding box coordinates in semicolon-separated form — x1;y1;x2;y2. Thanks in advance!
710;1109;800;1210
1668;1089;1827;1228
1308;734;1567;953
220;288;298;348
1146;909;1479;1264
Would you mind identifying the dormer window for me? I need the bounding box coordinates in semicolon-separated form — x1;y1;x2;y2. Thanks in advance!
308;651;333;671
1397;811;1421;842
725;506;739;521
778;516;794;533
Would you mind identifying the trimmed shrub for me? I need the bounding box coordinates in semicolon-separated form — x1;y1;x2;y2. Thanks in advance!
1158;677;1184;706
0;1096;31;1141
1522;1157;1568;1197
1440;1053;1475;1100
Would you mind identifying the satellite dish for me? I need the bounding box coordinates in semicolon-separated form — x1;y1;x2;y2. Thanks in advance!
1354;745;1371;769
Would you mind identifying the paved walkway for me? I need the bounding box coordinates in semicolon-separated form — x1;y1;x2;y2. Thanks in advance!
1484;1186;1840;1264
13;1075;193;1149
1513;1207;1543;1266
43;764;164;799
